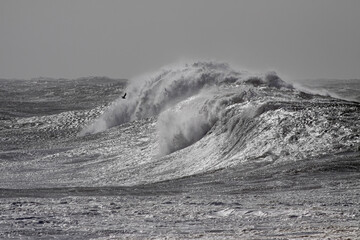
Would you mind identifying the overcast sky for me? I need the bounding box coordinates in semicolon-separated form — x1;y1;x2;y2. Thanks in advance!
1;0;359;80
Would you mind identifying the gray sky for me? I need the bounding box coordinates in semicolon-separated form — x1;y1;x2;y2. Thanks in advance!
1;0;359;80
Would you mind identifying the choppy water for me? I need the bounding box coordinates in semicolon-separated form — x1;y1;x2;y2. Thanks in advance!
1;62;359;239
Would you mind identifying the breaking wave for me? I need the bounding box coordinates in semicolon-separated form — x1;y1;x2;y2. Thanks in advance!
80;62;359;163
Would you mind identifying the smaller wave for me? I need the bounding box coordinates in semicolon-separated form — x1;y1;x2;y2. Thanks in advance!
290;79;360;103
291;82;339;99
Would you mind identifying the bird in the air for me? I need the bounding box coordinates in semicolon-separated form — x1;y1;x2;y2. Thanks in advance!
122;93;127;99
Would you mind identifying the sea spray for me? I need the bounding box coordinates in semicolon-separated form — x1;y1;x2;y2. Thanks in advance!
80;62;289;136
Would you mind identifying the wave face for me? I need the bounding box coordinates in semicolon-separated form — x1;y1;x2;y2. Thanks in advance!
79;62;359;182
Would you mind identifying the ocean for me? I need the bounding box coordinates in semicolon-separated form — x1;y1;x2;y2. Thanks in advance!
1;62;359;239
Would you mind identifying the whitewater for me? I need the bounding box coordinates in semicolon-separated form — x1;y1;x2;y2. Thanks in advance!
1;62;359;239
